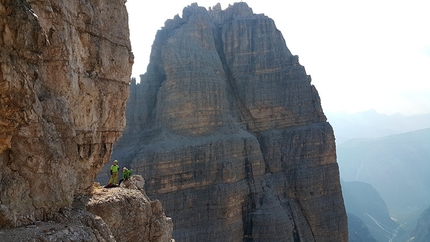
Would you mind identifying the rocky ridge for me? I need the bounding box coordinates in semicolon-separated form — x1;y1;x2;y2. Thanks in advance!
0;176;173;242
103;2;348;241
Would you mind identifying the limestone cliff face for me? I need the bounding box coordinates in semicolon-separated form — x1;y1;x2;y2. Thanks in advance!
105;2;347;241
0;0;131;227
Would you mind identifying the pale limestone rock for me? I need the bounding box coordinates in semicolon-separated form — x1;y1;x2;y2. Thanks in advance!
0;181;174;242
0;0;176;241
0;208;116;242
86;184;173;242
121;174;146;190
0;0;131;227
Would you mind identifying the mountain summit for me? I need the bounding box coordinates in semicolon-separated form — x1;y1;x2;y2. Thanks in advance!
101;2;347;241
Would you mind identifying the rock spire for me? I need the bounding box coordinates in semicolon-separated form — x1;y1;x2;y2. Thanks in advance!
104;2;348;241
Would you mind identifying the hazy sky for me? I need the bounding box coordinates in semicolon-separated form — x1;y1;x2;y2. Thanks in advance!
126;0;430;116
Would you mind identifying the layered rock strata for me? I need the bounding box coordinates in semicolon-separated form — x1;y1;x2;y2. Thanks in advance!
103;2;347;241
0;0;131;227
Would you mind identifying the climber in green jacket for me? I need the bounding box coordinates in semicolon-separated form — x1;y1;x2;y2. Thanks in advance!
118;167;132;185
122;167;132;180
108;160;120;185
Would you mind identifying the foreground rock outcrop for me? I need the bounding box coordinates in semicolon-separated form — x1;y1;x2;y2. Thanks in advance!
0;0;133;229
86;176;173;242
0;176;173;242
102;2;348;241
0;205;116;242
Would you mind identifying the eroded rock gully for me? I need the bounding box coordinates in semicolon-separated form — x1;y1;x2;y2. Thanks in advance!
100;2;348;242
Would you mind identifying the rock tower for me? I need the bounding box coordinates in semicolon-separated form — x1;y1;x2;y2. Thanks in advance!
104;2;348;241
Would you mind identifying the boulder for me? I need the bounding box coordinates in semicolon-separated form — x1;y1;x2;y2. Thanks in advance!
121;175;146;190
86;181;173;242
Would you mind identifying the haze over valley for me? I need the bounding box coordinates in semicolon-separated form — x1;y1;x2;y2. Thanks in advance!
331;110;430;241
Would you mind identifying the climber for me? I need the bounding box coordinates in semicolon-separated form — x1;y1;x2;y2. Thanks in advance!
123;167;131;180
108;160;120;186
119;167;132;185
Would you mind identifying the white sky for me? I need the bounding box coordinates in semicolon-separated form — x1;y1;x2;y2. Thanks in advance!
126;0;430;116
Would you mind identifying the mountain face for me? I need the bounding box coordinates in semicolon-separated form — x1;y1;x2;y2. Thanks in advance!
101;3;347;241
0;1;174;240
0;0;130;227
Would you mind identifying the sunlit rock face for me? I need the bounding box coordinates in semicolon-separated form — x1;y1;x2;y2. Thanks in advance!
86;176;173;242
0;0;132;227
103;2;347;241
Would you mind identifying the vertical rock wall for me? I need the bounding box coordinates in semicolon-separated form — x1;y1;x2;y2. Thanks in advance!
0;0;132;227
105;2;347;241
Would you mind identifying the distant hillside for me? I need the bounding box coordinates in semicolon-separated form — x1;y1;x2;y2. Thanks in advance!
410;206;430;242
342;181;399;242
338;128;430;225
326;110;430;144
347;213;378;242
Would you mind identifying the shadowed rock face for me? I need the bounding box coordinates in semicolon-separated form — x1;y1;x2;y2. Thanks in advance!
0;0;132;227
103;2;347;241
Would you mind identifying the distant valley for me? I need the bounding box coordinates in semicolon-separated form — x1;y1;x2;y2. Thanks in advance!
329;110;430;241
338;127;430;216
342;181;398;242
